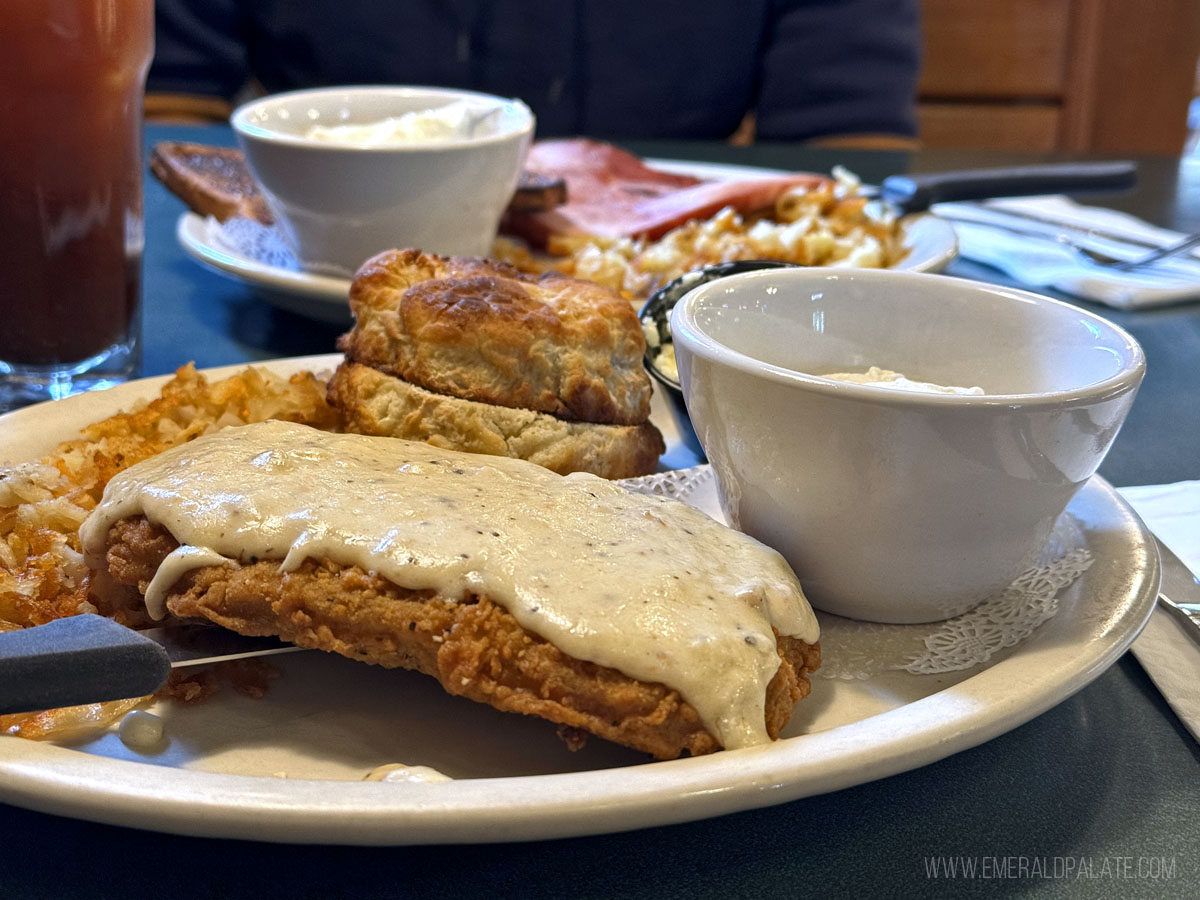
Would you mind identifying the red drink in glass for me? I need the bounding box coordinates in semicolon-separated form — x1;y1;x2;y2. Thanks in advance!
0;0;154;408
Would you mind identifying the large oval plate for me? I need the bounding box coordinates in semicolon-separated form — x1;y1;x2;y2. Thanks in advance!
0;355;1154;845
176;159;958;325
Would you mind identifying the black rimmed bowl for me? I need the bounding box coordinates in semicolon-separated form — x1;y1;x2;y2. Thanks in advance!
640;261;798;460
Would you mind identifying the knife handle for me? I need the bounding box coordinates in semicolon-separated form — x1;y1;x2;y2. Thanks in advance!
0;614;170;716
881;161;1138;214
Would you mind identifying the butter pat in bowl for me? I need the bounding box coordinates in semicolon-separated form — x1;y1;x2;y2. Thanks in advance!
232;85;534;274
670;268;1145;623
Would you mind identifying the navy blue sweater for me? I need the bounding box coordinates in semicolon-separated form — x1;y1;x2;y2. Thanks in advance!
150;0;920;141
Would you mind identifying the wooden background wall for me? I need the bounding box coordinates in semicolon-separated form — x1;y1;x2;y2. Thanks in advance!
919;0;1200;153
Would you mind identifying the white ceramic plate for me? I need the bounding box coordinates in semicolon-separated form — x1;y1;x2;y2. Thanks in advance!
176;215;354;325
0;356;1155;845
176;159;959;324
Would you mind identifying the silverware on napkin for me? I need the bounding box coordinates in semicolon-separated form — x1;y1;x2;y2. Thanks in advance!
1156;537;1200;647
937;213;1200;271
941;202;1169;251
0;614;304;715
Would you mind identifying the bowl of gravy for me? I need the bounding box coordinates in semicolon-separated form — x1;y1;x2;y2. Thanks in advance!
670;267;1145;623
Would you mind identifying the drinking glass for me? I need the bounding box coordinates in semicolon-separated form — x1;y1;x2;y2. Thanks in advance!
0;0;154;410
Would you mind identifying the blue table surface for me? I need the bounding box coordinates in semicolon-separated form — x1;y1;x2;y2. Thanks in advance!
3;124;1197;898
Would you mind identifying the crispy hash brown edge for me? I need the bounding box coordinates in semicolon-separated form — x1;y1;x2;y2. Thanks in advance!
0;363;338;737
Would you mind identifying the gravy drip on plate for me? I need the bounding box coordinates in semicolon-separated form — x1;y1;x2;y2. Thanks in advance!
80;421;818;750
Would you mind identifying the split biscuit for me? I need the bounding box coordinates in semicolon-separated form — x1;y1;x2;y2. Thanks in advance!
328;361;664;479
340;249;652;426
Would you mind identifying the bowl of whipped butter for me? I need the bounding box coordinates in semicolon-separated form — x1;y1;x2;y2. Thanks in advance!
232;86;534;274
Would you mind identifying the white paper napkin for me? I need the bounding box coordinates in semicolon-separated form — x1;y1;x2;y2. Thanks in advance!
934;195;1200;308
1117;480;1200;743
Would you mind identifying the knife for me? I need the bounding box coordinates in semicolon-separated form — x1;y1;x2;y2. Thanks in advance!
873;160;1138;215
0;614;304;716
1155;537;1200;647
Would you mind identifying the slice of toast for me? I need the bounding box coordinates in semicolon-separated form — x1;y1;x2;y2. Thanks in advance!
149;141;567;225
149;141;274;224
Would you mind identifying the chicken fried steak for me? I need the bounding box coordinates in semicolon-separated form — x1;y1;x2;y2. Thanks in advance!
102;516;820;759
81;421;820;759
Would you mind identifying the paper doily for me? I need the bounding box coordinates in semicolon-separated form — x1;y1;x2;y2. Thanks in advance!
619;465;1094;680
206;216;393;278
208;216;303;271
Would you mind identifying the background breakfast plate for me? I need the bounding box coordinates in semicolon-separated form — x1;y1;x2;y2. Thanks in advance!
176;215;353;325
175;159;959;325
0;356;1154;845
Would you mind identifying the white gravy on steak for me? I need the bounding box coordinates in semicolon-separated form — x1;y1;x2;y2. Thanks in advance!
80;420;818;750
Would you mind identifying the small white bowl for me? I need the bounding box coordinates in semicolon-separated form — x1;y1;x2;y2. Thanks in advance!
232;85;534;273
670;268;1145;623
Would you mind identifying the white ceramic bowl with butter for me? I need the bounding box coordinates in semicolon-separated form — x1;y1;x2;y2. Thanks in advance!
232;85;534;274
670;268;1145;623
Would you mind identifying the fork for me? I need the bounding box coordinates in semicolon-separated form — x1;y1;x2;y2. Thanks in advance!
1154;536;1200;648
1158;593;1200;647
939;214;1200;271
1089;231;1200;271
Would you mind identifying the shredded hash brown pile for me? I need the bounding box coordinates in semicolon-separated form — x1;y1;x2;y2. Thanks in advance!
0;363;337;738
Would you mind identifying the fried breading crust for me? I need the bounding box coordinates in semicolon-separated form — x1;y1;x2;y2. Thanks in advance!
106;517;820;759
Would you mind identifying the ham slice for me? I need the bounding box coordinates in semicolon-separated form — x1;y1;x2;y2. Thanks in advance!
503;139;829;249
